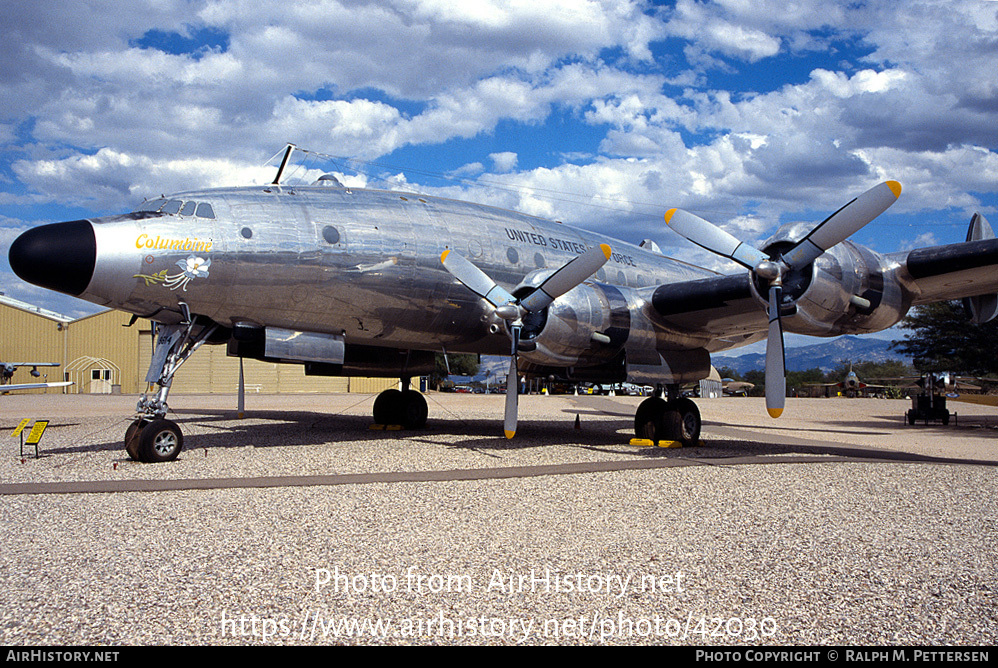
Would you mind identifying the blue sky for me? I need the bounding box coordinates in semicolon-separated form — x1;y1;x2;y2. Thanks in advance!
1;0;996;344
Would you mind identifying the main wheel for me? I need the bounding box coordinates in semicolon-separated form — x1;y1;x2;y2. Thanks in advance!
373;389;402;425
634;397;669;442
136;418;184;463
399;390;428;429
668;397;702;447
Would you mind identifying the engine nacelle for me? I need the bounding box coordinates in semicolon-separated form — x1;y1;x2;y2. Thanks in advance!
510;275;711;384
756;224;912;337
513;279;628;367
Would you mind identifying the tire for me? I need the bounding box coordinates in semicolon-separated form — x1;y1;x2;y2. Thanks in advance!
669;397;702;446
137;419;184;463
634;397;668;442
124;419;145;461
399;391;428;429
373;389;402;425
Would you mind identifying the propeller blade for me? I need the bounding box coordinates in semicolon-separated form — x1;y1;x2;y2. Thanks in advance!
782;181;901;269
518;243;612;312
504;330;520;439
440;249;516;308
665;208;769;269
765;285;786;418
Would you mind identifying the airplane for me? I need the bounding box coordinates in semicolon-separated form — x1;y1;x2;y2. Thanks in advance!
8;145;998;462
1;362;74;393
722;379;754;397
806;363;887;398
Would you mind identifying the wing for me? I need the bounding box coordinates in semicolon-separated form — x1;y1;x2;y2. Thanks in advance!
0;381;73;393
894;237;998;305
654;212;998;344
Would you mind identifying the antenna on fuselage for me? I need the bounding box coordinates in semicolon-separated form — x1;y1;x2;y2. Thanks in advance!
272;143;297;185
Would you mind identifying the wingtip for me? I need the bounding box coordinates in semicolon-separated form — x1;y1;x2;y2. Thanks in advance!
886;181;902;198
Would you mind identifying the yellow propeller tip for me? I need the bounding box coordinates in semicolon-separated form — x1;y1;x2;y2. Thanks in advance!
504;430;516;439
440;249;450;263
767;408;783;419
886;181;902;198
599;243;612;259
664;208;677;223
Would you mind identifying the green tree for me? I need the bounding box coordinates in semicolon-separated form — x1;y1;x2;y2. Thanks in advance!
891;300;998;375
429;353;480;390
716;366;743;381
743;369;766;396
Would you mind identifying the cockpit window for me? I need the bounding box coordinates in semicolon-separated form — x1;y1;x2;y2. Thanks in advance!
195;202;215;219
135;198;167;212
160;200;183;215
133;198;216;218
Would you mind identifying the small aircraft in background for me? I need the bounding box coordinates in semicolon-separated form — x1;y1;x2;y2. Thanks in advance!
807;364;888;398
0;362;73;394
722;379;754;396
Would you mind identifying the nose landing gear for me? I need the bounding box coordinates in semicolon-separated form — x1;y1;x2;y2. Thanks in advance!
125;314;217;462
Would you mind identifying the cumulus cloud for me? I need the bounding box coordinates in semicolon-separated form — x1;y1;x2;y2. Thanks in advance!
489;152;518;172
0;0;994;260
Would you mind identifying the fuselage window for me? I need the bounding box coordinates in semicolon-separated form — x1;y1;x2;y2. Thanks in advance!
506;247;519;264
195;202;215;219
241;227;253;239
322;225;341;244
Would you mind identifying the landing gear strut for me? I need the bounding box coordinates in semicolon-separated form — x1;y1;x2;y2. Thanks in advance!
633;385;701;447
125;312;217;462
372;377;427;429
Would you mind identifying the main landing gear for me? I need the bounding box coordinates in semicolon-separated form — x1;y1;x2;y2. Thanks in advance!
125;313;217;462
372;378;428;429
633;386;702;447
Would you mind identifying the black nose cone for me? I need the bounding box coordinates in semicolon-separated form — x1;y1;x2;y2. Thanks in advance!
9;220;96;296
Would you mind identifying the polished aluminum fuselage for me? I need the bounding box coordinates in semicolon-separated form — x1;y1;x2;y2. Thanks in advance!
83;184;727;359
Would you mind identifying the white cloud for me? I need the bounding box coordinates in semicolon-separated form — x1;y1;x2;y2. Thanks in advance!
489;152;518;172
0;0;995;263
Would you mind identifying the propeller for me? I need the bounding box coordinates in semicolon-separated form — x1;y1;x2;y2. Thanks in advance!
666;180;902;418
442;243;612;438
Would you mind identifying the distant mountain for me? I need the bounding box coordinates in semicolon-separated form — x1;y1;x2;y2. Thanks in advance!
463;335;908;380
712;336;908;374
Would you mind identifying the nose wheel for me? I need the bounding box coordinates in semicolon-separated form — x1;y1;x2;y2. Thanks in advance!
124;418;184;462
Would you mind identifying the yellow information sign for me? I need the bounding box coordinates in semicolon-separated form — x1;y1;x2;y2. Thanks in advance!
11;418;30;438
24;420;49;446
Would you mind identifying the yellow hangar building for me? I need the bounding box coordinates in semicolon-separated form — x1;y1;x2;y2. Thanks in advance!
1;294;396;396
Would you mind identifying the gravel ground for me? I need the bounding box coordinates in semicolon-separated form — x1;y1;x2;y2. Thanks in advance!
1;393;996;645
